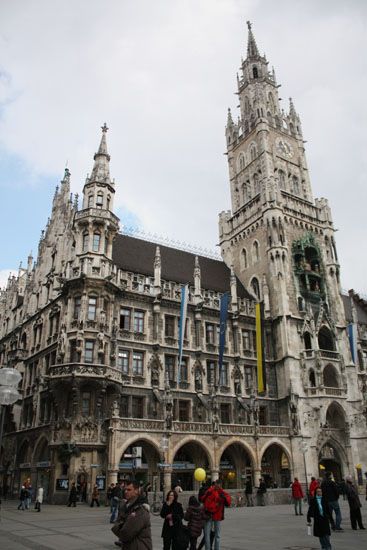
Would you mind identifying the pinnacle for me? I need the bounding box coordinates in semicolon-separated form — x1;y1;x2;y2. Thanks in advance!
246;20;260;58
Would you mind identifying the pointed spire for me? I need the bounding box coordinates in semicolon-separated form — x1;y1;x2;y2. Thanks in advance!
246;21;260;58
90;123;111;184
227;108;234;127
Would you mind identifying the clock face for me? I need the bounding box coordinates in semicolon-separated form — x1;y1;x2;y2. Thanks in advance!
276;139;293;159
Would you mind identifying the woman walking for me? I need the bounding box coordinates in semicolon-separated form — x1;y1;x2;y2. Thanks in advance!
184;496;207;550
160;490;184;550
307;487;333;550
291;477;304;516
345;476;365;530
90;484;100;507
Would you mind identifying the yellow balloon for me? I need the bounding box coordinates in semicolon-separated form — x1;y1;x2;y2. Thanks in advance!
194;468;206;482
319;464;325;470
227;471;236;480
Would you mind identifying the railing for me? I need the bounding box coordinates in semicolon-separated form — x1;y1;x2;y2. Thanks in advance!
319;349;340;360
49;363;123;382
173;422;212;434
258;425;290;436
306;386;346;397
219;424;253;435
301;349;340;361
117;418;165;432
324;387;344;397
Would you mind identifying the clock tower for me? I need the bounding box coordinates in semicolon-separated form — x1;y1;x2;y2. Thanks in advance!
219;22;364;479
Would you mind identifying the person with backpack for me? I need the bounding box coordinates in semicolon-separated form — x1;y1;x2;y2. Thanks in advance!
201;479;231;550
184;495;207;550
160;489;184;549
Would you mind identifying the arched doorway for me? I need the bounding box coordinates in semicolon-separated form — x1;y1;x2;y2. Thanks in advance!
118;439;161;487
33;438;51;501
218;443;253;489
318;443;343;481
261;444;291;488
16;440;32;493
172;441;210;491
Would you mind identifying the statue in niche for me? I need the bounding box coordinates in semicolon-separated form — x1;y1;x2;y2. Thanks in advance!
250;394;259;426
195;367;203;392
58;324;67;356
97;330;105;351
289;393;300;434
151;363;159;387
111;400;120;418
112;318;118;337
164;376;173;431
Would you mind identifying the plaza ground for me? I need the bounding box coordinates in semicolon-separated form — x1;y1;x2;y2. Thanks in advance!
0;499;366;550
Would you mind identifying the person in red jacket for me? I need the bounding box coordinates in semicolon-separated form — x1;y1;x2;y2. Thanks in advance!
309;476;319;499
291;477;304;516
201;480;231;550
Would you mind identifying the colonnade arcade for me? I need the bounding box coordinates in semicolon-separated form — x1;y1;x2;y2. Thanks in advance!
112;436;292;491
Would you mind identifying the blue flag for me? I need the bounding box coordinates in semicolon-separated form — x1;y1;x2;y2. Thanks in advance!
218;292;229;387
177;284;189;384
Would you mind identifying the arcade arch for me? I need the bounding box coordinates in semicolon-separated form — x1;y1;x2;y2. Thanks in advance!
218;441;254;489
260;442;291;488
117;438;161;487
172;440;210;491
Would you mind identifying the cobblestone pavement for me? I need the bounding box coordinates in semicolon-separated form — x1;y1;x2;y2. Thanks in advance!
0;499;366;549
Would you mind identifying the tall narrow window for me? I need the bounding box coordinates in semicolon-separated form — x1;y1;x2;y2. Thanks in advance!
118;349;129;374
132;351;144;375
81;391;91;416
165;316;175;338
178;400;190;421
120;308;131;330
92;233;101;252
85;341;94;363
87;297;97;320
292;176;300;195
179;357;188;382
88;194;93;208
252;241;259;263
132;396;144;418
165;355;175;383
252;66;258;78
134;310;144;333
206;323;215;344
220;363;229;386
251;277;260;300
74;296;81;320
82;233;89;252
244;366;253;390
241;248;248;270
278;170;286;190
220;403;231;423
96;192;103;208
254;174;260;194
207;360;216;385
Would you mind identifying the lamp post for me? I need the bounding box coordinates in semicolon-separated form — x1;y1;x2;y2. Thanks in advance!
299;440;309;501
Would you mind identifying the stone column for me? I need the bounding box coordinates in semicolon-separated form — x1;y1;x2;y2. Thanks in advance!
211;469;219;482
163;467;172;495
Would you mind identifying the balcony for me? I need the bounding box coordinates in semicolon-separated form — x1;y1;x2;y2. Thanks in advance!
48;363;124;383
305;386;346;398
301;349;340;362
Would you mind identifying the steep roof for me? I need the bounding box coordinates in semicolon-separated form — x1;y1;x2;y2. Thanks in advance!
342;294;367;324
112;233;252;299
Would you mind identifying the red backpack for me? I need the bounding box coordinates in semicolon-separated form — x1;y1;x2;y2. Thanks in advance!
203;488;220;514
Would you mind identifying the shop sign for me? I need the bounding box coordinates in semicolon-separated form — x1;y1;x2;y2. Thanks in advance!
91;464;101;468
158;463;172;469
19;462;31;469
172;462;195;470
96;475;106;491
56;478;69;491
37;461;51;468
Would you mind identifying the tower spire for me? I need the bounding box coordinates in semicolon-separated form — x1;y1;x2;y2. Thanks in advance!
246;20;260;58
90;123;111;184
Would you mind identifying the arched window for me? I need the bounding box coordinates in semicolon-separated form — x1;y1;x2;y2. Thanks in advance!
254;173;260;194
323;364;339;388
325;403;346;429
318;326;335;351
251;277;260;299
252;66;258;79
278;170;286;190
96;192;103;208
292;176;300;195
92;232;101;252
246;181;252;201
304;332;312;350
88;194;93;208
309;369;316;387
252;241;259;263
82;232;89;252
238;153;245;171
241;248;248;270
250;145;257;161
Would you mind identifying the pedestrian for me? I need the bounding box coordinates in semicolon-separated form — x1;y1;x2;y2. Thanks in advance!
338;479;347;501
201;479;231;550
107;483;115;508
160;489;184;550
90;484;100;507
35;486;44;512
17;486;27;511
174;480;183;495
257;478;267;506
198;482;214;550
307;487;333;550
112;479;152;550
184;495;207;550
110;481;124;523
291;477;304;516
320;472;343;531
345;476;365;530
67;481;77;507
244;476;254;507
309;477;319;499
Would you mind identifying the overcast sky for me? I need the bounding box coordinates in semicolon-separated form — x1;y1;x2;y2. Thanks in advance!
1;0;366;294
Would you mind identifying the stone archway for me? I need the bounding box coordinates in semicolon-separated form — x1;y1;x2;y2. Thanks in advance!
260;443;291;488
118;438;161;487
218;441;254;489
172;440;210;491
318;442;344;481
32;437;51;501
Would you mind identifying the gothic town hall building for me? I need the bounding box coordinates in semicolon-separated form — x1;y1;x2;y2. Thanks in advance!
1;23;366;503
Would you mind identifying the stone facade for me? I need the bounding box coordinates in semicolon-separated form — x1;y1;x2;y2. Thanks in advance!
0;23;366;503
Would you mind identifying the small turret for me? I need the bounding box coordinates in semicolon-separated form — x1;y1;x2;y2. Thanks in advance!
154;246;161;295
194;256;202;303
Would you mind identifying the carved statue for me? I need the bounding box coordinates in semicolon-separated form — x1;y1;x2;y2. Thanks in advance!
111;400;120;417
195;367;203;392
59;324;67;355
100;309;106;328
164;375;173;431
289;392;299;434
97;330;105;351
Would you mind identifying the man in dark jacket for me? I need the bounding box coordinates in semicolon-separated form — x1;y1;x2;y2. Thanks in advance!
110;481;124;523
345;476;365;530
245;477;254;507
257;478;267;506
320;472;343;531
113;479;152;550
307;487;333;550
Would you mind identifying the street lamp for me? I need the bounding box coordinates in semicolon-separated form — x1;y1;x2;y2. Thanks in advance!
299;440;309;501
0;367;22;450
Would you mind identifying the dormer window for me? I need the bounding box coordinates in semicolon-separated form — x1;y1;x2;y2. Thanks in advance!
96;192;103;208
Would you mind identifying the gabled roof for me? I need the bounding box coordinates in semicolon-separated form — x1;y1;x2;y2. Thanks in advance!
112;234;252;299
